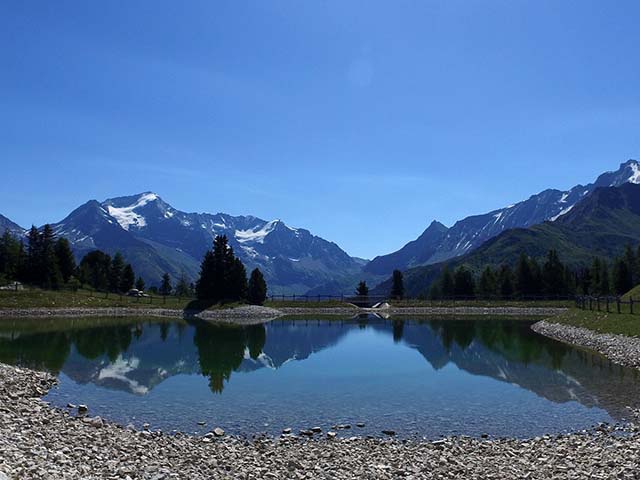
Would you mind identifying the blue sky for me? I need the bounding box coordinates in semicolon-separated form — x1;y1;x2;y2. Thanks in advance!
1;1;639;259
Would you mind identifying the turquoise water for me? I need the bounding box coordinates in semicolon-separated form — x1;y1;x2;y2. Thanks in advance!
1;316;638;438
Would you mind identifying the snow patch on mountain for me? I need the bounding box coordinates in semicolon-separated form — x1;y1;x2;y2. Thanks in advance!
107;193;159;230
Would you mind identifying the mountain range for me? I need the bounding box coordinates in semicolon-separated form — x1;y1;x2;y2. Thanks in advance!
375;180;640;297
0;193;364;293
1;159;639;295
365;159;640;276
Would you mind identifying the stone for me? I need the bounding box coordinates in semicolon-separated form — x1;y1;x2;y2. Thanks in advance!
212;427;225;437
382;430;396;436
356;423;365;428
327;431;337;439
77;404;88;413
282;428;292;434
311;427;322;433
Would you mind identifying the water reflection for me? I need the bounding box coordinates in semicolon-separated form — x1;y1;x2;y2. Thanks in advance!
0;316;638;422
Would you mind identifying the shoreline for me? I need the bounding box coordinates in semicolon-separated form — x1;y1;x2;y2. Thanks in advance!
1;362;639;478
532;319;640;370
0;305;568;322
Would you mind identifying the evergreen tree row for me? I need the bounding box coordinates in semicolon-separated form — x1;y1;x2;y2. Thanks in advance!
427;247;640;300
0;226;76;289
196;235;267;305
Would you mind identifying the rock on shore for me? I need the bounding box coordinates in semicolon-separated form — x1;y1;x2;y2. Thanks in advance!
1;362;640;479
532;320;640;370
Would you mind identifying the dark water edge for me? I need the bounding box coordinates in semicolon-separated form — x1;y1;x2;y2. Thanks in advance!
1;316;638;439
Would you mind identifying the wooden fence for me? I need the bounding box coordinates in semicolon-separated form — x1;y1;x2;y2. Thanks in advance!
575;295;636;314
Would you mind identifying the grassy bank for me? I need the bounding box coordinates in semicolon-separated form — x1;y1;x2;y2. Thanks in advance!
550;308;640;337
0;288;192;310
389;299;574;308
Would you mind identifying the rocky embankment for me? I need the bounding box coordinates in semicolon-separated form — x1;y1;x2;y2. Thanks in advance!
532;320;640;370
0;305;281;324
2;362;640;479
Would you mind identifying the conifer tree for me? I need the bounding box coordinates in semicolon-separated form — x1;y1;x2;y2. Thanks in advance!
356;280;369;297
498;264;514;298
515;253;534;298
54;237;76;284
613;257;633;295
624;244;637;287
120;264;135;292
440;265;455;298
542;249;565;296
174;271;190;297
600;261;611;295
196;250;216;300
453;266;475;298
109;252;125;292
247;268;267;305
78;250;111;291
160;273;172;296
478;266;498;297
135;276;145;291
40;225;62;289
390;269;404;299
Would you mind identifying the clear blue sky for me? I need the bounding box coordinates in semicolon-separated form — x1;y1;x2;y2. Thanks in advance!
2;1;639;259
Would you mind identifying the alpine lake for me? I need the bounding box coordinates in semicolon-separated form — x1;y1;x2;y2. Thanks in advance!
1;315;639;439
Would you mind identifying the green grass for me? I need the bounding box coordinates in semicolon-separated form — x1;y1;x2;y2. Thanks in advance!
551;308;640;337
0;288;193;310
388;299;573;308
622;284;640;301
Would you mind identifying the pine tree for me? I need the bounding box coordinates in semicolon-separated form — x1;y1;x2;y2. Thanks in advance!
54;238;76;284
196;235;249;302
26;226;42;284
624;244;637;287
135;276;145;291
428;281;442;300
40;225;62;289
160;273;172;296
478;266;498;298
356;280;369;297
120;264;135;292
196;250;216;300
515;253;534;298
174;271;190;297
440;265;455;298
247;268;267;305
498;264;514;298
390;269;404;299
591;258;602;294
542;249;566;296
600;261;611;295
109;252;125;292
78;250;111;291
453;266;475;298
613;257;633;295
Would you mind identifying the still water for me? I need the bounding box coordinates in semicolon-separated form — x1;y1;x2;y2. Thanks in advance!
1;316;638;438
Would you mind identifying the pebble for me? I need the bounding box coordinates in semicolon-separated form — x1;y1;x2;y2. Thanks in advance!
2;355;640;479
212;427;225;437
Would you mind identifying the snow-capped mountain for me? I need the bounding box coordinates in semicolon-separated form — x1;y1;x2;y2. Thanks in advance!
0;214;25;237
51;193;363;293
366;159;640;275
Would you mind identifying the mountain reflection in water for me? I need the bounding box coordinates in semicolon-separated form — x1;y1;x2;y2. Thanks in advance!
0;316;638;431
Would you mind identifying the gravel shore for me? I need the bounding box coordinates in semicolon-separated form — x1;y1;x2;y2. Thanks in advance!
0;305;281;325
532;320;640;370
2;362;640;479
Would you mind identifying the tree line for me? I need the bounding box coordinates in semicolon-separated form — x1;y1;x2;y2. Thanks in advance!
1;228;268;304
427;246;640;300
0;226;77;290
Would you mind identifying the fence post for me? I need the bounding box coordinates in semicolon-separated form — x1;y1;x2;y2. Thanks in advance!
631;297;634;315
597;297;600;311
617;296;621;314
606;296;609;313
